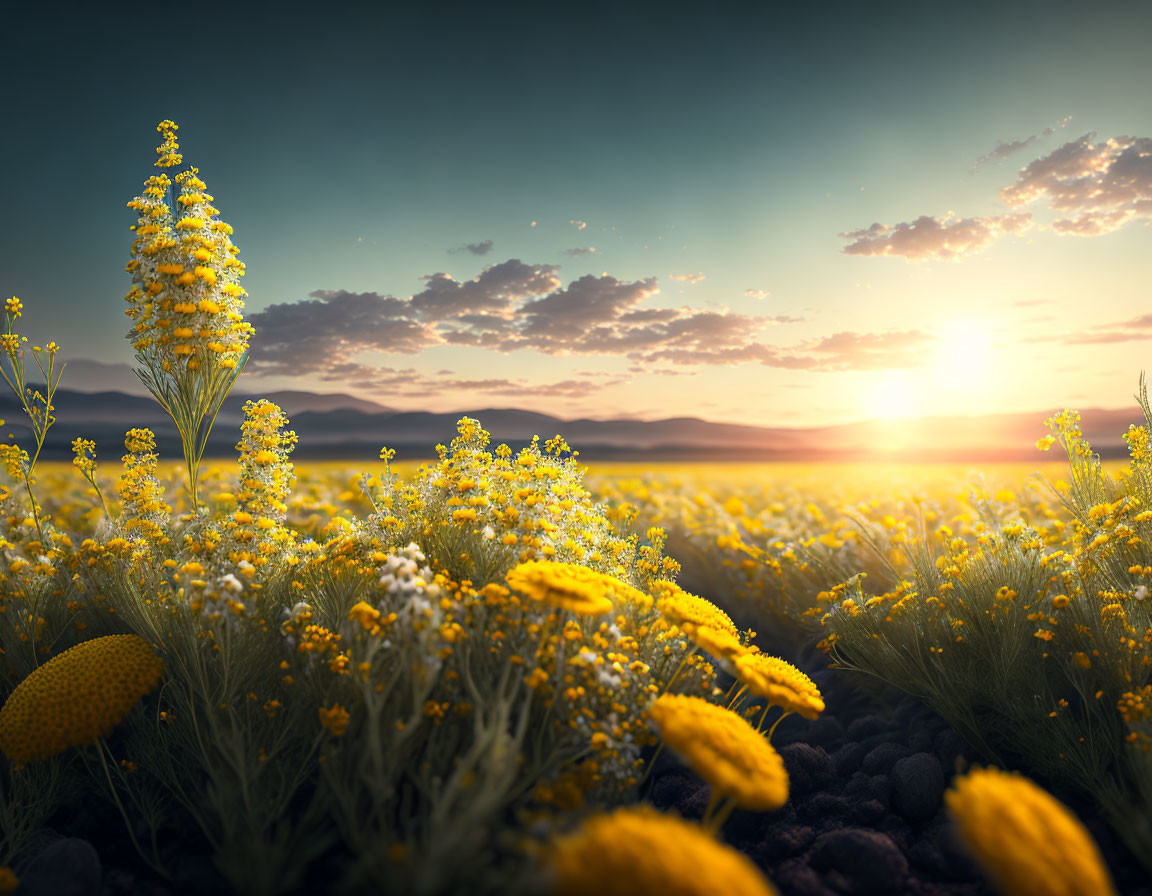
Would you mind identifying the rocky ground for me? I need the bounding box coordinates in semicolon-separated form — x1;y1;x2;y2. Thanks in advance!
649;643;1152;896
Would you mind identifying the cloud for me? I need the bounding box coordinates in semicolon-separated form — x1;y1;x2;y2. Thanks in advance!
745;288;769;300
564;247;597;256
409;260;560;321
570;219;587;230
249;291;437;376
448;239;494;256
843;122;1152;262
840;213;1033;261
669;272;705;283
1000;133;1152;236
249;258;910;382
974;116;1073;166
1025;311;1152;345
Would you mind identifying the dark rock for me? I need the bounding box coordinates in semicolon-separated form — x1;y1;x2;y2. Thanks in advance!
933;729;969;767
891;752;946;823
781;743;835;799
804;715;845;748
796;793;854;824
862;742;912;775
907;727;935;753
725;808;769;845
878;814;913;852
773;858;839;896
843;772;891;807
650;772;699;811
809;828;909;894
19;838;102;896
851;798;887;825
846;714;890;740
895;696;925;724
833;742;868;777
754;821;816;863
935;820;982;881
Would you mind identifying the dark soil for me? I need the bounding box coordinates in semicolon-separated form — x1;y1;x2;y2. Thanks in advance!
648;641;1152;896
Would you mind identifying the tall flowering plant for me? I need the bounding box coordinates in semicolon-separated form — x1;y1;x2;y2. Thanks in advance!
124;120;253;510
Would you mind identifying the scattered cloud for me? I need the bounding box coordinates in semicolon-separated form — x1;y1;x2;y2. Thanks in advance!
570;220;587;230
448;239;494;256
564;247;597;256
1062;311;1152;345
840;213;1033;261
1025;312;1152;345
974;115;1072;166
669;272;705;283
745;288;769;300
845;124;1152;262
1001;133;1152;236
248;258;901;382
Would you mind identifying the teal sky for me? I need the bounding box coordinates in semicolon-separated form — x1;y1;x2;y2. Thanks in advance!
3;0;1151;424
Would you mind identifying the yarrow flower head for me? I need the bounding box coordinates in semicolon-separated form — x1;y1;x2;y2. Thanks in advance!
945;767;1116;896
733;654;825;719
548;805;778;896
647;693;789;811
506;560;615;616
0;634;164;763
653;579;740;639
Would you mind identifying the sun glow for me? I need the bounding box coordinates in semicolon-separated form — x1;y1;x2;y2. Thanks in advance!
935;319;993;382
868;372;918;420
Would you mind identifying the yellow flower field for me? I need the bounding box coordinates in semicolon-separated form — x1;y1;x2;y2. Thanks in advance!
2;120;1149;896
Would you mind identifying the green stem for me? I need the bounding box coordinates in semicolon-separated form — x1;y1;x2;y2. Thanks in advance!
766;710;792;743
94;740;170;880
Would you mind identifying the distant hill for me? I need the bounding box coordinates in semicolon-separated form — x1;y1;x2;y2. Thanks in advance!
0;387;1144;462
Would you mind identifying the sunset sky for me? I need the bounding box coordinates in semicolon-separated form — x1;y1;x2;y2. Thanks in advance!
3;0;1151;426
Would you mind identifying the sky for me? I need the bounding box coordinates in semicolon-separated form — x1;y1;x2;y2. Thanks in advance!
2;0;1151;426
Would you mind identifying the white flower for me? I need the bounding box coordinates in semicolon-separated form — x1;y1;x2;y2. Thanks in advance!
1136;585;1147;601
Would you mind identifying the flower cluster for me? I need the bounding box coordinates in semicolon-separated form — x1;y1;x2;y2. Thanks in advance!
124;120;251;374
361;417;679;587
117;428;170;547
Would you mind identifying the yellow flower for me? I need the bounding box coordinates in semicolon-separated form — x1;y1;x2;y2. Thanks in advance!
318;704;351;737
945;767;1116;896
0;635;164;763
506;561;614;615
0;867;17;894
682;622;748;665
5;296;22;318
653;579;739;639
647;694;788;811
349;600;381;630
733;654;824;719
549;805;778;896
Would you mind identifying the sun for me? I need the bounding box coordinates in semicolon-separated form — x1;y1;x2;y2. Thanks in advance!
935;319;993;381
868;372;918;420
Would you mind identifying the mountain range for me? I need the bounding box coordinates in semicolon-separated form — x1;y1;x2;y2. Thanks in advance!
0;385;1144;462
